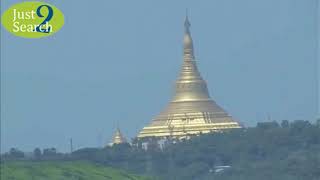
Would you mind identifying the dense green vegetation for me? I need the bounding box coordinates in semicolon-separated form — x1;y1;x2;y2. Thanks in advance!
0;161;154;180
69;120;320;180
2;120;320;180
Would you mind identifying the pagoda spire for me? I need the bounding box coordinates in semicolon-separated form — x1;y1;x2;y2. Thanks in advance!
184;9;191;33
173;14;209;102
180;13;201;81
137;14;241;140
108;127;127;146
183;12;194;59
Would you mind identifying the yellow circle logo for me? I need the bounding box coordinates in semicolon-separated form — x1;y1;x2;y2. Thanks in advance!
1;1;64;38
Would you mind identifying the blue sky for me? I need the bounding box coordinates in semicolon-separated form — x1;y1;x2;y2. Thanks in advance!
1;0;318;152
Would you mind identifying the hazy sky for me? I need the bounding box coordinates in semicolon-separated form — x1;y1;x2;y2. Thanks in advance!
1;0;318;152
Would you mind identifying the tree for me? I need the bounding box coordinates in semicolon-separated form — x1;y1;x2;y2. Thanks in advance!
291;120;311;132
43;148;57;156
146;138;161;152
257;121;279;129
281;120;290;128
33;148;42;159
316;118;320;128
9;148;24;159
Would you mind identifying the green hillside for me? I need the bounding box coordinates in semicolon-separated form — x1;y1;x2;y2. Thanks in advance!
0;161;153;180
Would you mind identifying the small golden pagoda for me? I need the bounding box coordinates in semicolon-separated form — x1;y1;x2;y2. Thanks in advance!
109;128;127;146
137;15;241;139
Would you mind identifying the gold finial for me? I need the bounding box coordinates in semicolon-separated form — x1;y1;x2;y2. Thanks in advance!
184;9;191;33
183;10;195;60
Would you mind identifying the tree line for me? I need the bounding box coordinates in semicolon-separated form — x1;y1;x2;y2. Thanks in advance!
1;119;320;180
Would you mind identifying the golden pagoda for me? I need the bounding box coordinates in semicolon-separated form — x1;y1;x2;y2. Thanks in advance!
109;128;127;146
137;15;242;139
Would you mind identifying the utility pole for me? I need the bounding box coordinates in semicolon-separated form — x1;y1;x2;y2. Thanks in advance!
70;138;73;153
97;133;103;148
317;0;320;121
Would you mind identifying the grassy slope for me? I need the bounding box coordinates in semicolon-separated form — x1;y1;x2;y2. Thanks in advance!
1;161;153;180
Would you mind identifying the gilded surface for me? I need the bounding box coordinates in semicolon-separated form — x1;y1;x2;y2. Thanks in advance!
109;128;127;146
138;16;241;139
